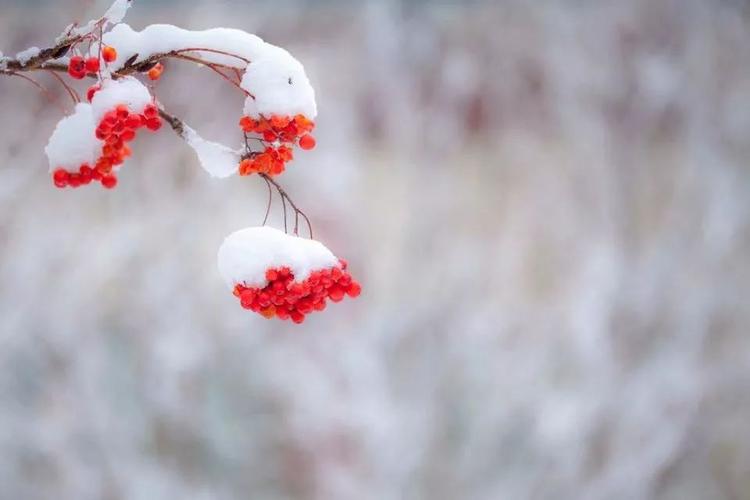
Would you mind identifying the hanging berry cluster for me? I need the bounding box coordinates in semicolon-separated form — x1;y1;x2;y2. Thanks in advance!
238;114;316;177
53;101;161;189
232;261;360;324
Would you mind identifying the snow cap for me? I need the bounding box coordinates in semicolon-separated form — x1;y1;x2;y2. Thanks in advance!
45;103;99;172
217;227;339;289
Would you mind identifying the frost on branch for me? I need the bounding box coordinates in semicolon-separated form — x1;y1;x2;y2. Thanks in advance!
102;0;132;25
218;227;360;323
15;47;41;65
61;0;132;41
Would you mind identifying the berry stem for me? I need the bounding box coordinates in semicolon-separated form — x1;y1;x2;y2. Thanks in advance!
259;173;313;239
46;69;80;104
5;72;65;113
173;47;251;65
172;54;252;96
262;175;273;226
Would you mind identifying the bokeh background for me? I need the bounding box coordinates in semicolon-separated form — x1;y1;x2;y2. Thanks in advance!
1;0;750;499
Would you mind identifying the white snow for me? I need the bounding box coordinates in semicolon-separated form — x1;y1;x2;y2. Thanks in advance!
102;0;132;24
102;24;266;70
217;227;340;289
15;47;40;65
90;76;153;121
183;125;241;179
61;0;132;41
101;23;317;119
241;45;317;119
45;103;100;172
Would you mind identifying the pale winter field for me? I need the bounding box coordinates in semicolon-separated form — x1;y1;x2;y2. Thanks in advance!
0;0;749;499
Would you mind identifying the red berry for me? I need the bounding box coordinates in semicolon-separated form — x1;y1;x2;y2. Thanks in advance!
147;63;164;81
276;308;290;321
87;84;100;102
266;269;279;282
240;290;256;309
260;306;276;319
102;46;117;63
263;130;277;142
299;134;316;150
145;118;162;131
116;104;130;119
329;286;345;303
79;165;93;184
347;281;362;298
85;57;100;73
68;174;82;188
53;168;69;188
143;104;159;118
125;114;142;129
101;175;118;189
67;56;86;79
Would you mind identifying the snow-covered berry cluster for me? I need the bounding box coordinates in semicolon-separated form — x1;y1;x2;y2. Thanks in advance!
238;114;316;176
218;227;360;323
48;77;161;189
233;261;360;323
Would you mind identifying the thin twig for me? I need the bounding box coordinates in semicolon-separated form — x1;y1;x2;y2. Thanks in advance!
174;47;251;64
260;173;314;239
173;54;251;96
280;185;289;233
262;175;273;226
6;72;66;112
46;69;80;104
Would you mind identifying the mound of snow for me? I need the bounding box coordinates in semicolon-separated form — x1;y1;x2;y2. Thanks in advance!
101;23;317;119
91;76;153;121
102;23;266;70
217;227;339;289
241;45;317;119
45;103;99;172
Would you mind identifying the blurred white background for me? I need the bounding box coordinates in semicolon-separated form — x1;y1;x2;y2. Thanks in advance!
1;0;750;499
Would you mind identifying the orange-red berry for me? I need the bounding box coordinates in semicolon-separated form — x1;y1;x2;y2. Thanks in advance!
102;46;117;63
101;175;118;189
147;62;164;81
299;134;316;150
85;57;100;73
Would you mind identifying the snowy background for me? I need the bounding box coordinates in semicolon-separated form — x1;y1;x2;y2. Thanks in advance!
1;0;750;499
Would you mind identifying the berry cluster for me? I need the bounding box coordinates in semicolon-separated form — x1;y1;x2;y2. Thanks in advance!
52;102;162;189
239;145;293;176
232;260;361;324
238;114;316;177
67;46;117;80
